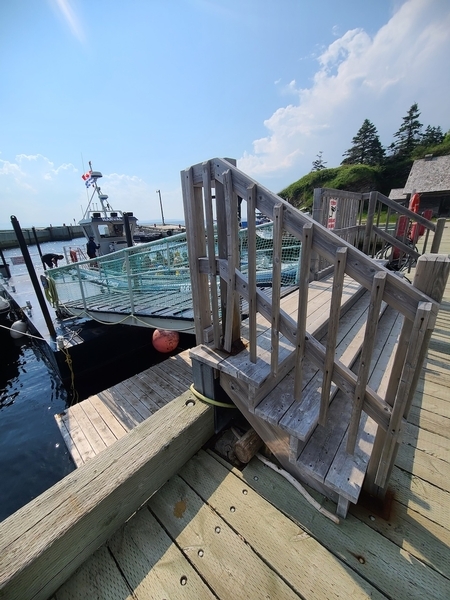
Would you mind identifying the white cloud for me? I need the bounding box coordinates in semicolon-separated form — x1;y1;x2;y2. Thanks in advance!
0;154;183;228
239;0;450;186
49;0;86;44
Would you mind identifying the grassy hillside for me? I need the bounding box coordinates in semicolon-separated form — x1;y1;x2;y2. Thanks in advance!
279;164;384;210
279;133;450;211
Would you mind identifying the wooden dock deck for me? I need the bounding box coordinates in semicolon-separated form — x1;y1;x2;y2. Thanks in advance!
47;225;450;599
55;349;194;466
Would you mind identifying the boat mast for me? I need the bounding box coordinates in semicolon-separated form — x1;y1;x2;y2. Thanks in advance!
81;161;113;219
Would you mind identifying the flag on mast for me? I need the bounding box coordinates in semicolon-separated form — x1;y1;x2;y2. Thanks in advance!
81;172;95;188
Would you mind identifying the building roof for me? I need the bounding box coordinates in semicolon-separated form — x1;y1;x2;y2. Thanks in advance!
404;155;450;194
389;188;406;200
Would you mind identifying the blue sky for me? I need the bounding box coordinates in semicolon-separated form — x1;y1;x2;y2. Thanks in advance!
1;0;449;228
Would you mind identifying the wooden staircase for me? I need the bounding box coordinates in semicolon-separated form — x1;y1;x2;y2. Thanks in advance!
182;158;449;518
191;279;402;517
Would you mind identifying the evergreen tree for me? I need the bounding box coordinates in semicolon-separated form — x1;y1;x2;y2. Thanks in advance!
421;125;444;147
311;151;327;171
341;119;385;166
392;103;422;156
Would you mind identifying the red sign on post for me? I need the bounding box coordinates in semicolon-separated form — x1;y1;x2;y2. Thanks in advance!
327;198;337;230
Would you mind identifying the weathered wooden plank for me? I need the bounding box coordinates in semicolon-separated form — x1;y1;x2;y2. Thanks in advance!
351;501;450;579
227;264;394;430
220;372;339;503
68;403;108;457
223;168;241;352
117;377;162;414
155;357;193;387
272;292;376;440
55;411;96;465
113;380;154;421
415;374;450;406
347;271;386;452
106;506;216;599
270;203;283;376
294;221;313;399
134;371;175;405
53;415;83;468
0;392;214;600
396;442;450;492
325;411;378;503
320;247;347;424
149;475;301;599
179;450;386;599
85;395;128;440
389;466;450;531
237;455;450;600
376;302;433;488
96;388;142;430
181;166;211;343
202;160;221;349
247;183;258;363
54;545;134;600
298;392;353;484
76;400;119;449
407;404;450;438
403;420;450;462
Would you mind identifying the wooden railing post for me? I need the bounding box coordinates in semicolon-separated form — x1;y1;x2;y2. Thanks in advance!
430;217;446;253
362;191;377;256
181;167;210;344
310;188;323;279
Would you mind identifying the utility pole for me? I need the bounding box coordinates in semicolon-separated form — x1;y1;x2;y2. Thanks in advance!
156;190;165;226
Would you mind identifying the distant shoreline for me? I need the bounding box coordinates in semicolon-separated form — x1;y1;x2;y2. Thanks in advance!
0;225;84;249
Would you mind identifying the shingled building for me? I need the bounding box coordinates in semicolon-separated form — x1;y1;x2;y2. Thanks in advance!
389;154;450;216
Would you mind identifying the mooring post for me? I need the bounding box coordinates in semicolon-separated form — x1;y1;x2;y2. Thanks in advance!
10;215;57;339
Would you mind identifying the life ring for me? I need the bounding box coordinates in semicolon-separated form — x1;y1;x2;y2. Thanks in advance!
70;249;78;263
408;193;420;214
393;215;408;260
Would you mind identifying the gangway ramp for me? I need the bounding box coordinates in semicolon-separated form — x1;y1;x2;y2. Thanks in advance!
47;225;301;332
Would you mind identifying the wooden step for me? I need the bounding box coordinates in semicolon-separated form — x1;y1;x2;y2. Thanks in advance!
294;307;403;511
255;291;376;442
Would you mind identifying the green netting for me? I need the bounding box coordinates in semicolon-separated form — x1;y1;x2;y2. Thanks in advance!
49;224;301;315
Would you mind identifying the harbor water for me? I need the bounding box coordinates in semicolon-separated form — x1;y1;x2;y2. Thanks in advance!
0;239;86;521
0;237;193;522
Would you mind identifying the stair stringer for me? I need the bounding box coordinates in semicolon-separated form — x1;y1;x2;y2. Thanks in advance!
220;372;340;505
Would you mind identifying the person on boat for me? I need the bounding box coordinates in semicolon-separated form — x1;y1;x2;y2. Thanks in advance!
86;237;100;258
41;253;64;268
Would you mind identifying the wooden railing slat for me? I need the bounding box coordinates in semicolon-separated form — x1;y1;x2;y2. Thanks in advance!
202;161;221;347
319;247;347;425
270;204;283;376
347;271;387;453
223;169;240;352
181;167;210;341
375;302;432;487
247;184;257;363
294;222;313;399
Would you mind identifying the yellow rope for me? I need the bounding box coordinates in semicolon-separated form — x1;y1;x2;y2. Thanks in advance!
60;344;79;405
44;275;59;307
189;383;235;409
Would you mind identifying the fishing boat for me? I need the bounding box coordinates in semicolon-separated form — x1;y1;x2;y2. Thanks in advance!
78;163;139;257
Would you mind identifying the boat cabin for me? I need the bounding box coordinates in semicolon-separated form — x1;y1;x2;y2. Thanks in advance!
79;170;138;256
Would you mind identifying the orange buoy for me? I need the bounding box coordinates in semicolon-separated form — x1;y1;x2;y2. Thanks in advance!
152;329;180;353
